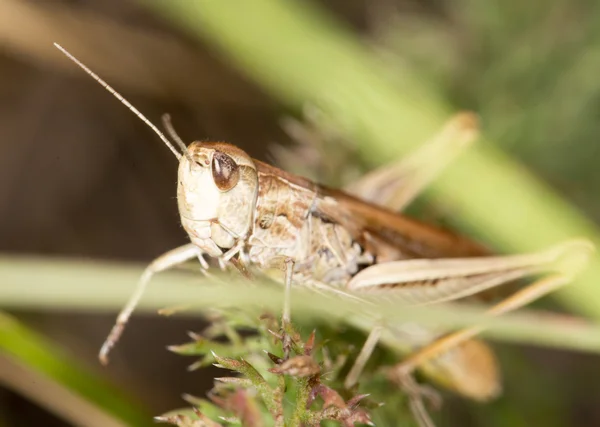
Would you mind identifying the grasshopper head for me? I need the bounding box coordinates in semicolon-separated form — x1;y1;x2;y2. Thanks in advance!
50;43;258;259
177;142;258;257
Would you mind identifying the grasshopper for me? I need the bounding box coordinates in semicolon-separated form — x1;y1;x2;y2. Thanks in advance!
55;43;592;426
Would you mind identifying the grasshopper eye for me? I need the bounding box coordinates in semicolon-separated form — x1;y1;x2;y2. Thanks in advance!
211;151;240;191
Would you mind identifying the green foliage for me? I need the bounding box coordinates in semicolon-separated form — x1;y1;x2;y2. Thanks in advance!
156;310;390;426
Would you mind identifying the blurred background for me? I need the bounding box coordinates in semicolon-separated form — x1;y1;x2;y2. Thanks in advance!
1;0;600;426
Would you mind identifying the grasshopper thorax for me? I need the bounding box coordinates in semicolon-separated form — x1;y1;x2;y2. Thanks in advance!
177;142;259;257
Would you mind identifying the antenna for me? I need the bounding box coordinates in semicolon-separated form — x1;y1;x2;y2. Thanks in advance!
53;43;183;160
162;114;193;163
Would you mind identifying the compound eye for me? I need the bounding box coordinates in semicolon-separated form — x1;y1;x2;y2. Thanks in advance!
211;151;240;191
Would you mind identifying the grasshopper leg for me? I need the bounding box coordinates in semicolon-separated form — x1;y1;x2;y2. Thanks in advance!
347;240;590;422
282;258;295;360
344;325;384;389
385;254;587;427
280;110;477;212
389;273;571;379
99;243;202;365
344;112;478;212
344;327;442;427
385;273;574;427
399;373;441;427
347;240;591;305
